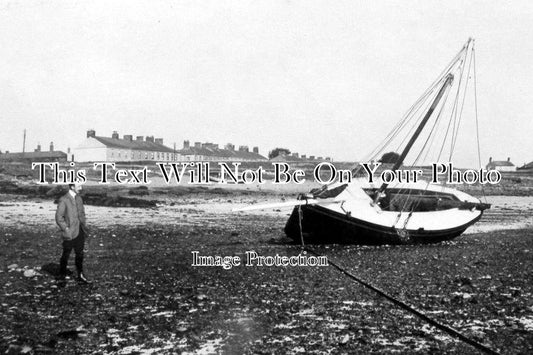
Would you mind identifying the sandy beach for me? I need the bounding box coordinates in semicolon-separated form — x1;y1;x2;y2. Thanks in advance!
1;184;532;354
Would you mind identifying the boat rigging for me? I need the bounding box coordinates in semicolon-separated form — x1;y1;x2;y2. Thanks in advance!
283;38;490;244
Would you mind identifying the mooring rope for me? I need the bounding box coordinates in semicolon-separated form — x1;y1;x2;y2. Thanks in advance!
301;246;500;355
295;205;499;354
297;204;305;249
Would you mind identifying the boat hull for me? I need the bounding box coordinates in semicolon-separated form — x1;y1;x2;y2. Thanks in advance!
284;204;483;245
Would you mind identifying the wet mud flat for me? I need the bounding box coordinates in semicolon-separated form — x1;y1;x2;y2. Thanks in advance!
0;196;532;354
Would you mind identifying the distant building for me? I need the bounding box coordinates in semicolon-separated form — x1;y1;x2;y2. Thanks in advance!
517;161;533;172
486;157;515;172
73;130;175;162
270;152;303;162
0;142;67;162
175;141;267;161
269;151;332;162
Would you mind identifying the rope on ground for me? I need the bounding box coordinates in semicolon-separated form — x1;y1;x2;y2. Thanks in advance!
303;247;500;355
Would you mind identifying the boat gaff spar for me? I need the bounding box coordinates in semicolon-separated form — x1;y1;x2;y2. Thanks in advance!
283;38;491;245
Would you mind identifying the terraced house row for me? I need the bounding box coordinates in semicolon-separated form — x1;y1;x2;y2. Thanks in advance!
73;130;267;162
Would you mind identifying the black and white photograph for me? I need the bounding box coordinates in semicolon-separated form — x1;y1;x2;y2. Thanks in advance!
1;1;532;354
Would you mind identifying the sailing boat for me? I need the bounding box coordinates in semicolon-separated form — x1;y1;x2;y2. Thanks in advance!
283;39;490;244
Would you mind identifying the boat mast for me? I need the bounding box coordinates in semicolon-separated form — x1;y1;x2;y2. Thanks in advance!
374;73;454;203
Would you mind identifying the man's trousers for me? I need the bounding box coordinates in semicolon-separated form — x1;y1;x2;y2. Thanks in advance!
59;229;85;276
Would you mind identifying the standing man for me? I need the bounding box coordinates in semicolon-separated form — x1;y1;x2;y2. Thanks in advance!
55;183;91;284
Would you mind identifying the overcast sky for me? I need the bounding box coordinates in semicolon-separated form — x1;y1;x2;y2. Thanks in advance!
1;0;532;167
